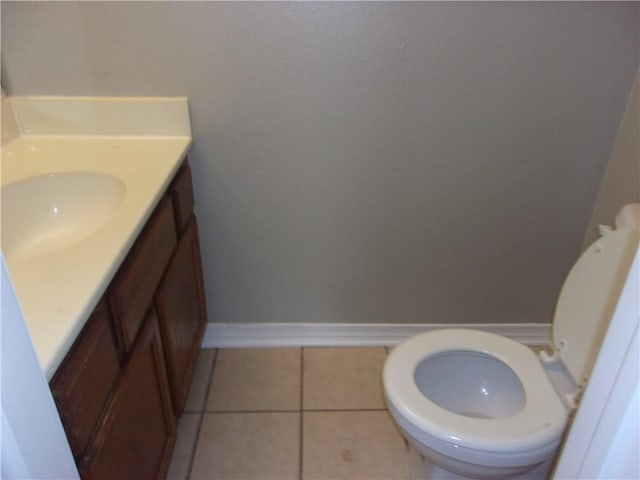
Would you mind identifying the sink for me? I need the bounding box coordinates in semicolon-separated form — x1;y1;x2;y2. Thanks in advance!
2;171;126;261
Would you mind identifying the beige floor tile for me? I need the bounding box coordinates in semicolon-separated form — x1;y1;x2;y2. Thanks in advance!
167;414;201;480
303;347;387;410
303;410;408;480
185;349;217;413
206;347;301;411
407;446;430;480
190;412;300;480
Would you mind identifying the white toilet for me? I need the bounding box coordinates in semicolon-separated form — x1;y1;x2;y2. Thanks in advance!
383;204;640;480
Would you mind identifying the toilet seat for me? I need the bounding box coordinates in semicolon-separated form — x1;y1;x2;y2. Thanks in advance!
384;328;568;456
383;210;640;477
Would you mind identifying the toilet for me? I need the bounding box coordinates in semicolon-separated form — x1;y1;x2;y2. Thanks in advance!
383;204;640;480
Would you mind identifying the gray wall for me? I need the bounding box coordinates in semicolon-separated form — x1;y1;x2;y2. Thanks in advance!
583;73;640;249
2;2;638;325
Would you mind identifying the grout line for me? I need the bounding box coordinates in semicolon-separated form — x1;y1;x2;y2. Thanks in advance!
201;348;219;412
182;346;393;479
200;348;218;413
203;409;301;414
186;348;218;479
299;347;305;480
300;346;305;410
198;407;389;414
303;407;389;413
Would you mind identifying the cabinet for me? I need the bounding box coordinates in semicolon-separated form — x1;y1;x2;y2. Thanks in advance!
49;297;121;459
81;309;175;480
156;217;207;414
110;195;177;352
50;158;207;479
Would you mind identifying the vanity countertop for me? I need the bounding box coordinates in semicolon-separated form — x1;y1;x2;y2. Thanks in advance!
1;97;193;378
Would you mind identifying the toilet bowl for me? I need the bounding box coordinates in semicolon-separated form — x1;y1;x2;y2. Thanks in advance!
383;206;639;480
385;329;567;479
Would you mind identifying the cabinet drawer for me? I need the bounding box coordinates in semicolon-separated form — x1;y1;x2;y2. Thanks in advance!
50;297;120;460
171;161;195;235
109;196;177;351
80;308;176;480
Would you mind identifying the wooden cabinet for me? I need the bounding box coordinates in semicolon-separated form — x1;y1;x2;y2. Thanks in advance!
156;217;207;414
156;161;208;415
80;310;175;480
110;195;177;352
170;162;195;235
50;158;207;479
50;297;121;460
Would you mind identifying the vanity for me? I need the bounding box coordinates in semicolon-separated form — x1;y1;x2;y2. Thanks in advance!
1;97;206;479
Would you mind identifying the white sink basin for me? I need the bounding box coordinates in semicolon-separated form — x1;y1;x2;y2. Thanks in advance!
0;96;192;379
2;171;126;261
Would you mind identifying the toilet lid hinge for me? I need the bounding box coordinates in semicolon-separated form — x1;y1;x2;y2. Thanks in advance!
539;339;567;365
566;378;587;413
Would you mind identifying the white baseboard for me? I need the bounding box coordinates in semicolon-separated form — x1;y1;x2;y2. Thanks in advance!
202;322;551;348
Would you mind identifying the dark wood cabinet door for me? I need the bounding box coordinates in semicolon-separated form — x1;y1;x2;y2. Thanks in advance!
109;195;177;352
155;216;207;415
50;297;121;460
80;309;176;480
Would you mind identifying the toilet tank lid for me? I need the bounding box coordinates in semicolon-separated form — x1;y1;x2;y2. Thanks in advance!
552;228;639;384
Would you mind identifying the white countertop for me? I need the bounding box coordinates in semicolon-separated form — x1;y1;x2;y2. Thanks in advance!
1;97;193;378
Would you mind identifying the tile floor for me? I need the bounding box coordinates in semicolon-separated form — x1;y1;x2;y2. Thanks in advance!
167;345;550;480
166;346;414;480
